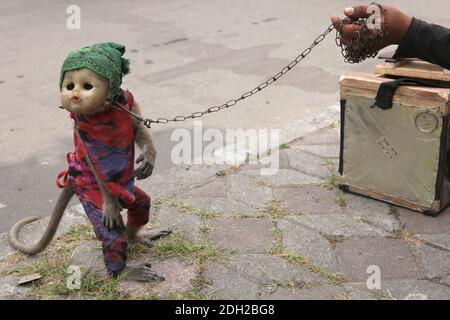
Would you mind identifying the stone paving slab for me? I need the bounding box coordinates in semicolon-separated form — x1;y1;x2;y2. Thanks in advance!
207;218;273;254
343;195;400;233
139;165;221;198
334;238;426;282
278;218;337;270
345;280;450;300
241;169;320;187
341;283;377;300
415;245;450;279
416;234;450;251
175;196;262;217
291;144;340;159
260;284;343;300
117;257;196;297
204;262;260;300
289;127;340;146
281;149;332;179
226;254;323;286
178;177;228;198
228;175;273;208
397;206;450;234
153;204;202;241
285;214;389;237
70;240;108;280
274;185;342;215
0;274;32;300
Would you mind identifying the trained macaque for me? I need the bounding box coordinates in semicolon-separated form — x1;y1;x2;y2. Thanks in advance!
10;42;171;282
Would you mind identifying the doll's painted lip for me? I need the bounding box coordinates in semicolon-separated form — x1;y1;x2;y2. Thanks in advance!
70;96;81;103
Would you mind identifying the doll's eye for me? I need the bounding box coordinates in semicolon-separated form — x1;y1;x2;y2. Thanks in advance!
66;83;75;90
84;83;93;90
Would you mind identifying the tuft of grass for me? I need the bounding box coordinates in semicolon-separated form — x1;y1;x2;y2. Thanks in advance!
216;165;241;176
196;209;223;219
352;214;368;222
0;252;28;275
154;198;223;218
328;121;338;129
128;241;153;259
157;290;210;300
322;159;336;172
334;191;347;207
256;211;266;219
254;178;271;187
152;197;169;209
271;278;296;292
318;172;339;190
265;200;288;223
233;212;265;219
320;232;346;247
171;201;223;219
151;232;225;263
394;228;423;247
336;293;352;300
372;290;397;300
199;224;211;234
279;251;346;286
270;227;284;255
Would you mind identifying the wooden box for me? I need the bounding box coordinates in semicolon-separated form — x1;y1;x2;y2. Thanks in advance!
338;60;450;216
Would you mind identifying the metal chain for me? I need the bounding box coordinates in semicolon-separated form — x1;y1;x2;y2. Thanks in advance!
336;2;389;63
114;3;388;127
115;23;336;128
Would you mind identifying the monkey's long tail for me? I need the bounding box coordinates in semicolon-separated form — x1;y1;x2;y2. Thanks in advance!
9;179;75;255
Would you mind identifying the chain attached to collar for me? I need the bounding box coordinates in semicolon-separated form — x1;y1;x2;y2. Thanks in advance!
73;3;389;128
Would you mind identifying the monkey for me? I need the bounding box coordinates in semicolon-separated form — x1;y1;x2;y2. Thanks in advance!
9;42;171;282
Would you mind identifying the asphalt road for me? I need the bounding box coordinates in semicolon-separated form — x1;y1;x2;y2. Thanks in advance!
1;0;450;233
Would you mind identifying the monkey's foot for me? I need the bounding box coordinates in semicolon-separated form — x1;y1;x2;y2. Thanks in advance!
119;263;165;282
136;227;172;247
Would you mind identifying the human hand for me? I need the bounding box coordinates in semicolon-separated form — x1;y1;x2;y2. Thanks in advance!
330;4;412;48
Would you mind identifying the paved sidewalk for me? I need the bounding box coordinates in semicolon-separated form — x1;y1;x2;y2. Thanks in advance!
1;123;449;300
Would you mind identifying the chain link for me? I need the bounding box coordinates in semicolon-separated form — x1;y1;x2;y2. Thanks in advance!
116;5;386;128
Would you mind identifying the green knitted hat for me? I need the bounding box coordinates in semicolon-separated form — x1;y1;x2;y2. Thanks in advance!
59;42;130;100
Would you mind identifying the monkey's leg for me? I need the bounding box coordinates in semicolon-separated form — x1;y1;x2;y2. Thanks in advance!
118;262;165;282
124;186;171;246
128;226;172;247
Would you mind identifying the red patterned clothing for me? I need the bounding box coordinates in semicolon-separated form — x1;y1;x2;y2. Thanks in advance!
67;89;136;208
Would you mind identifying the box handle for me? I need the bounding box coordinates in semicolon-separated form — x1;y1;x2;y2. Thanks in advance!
374;78;450;110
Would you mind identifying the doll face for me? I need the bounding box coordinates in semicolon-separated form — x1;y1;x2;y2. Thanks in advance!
60;68;109;114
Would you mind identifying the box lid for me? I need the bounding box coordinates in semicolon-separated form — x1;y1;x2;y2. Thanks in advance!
374;58;450;82
340;72;450;114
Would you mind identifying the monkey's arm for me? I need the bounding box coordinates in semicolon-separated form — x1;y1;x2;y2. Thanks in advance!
132;101;157;180
82;146;122;231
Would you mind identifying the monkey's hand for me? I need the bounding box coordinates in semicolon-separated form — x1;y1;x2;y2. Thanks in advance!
102;197;123;231
134;152;155;180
